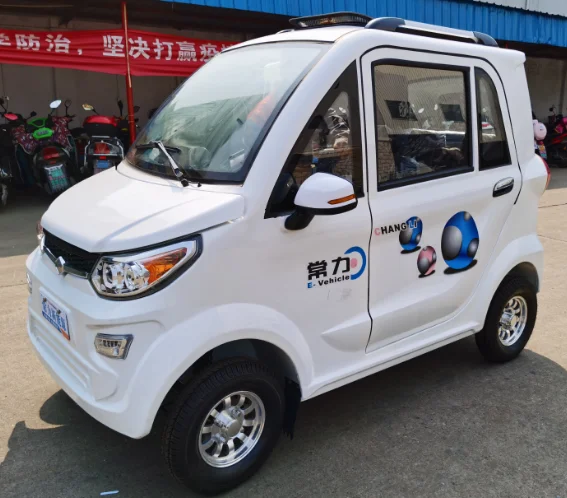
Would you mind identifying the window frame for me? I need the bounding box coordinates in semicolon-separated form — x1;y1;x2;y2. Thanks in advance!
371;59;474;192
264;61;364;219
475;67;512;170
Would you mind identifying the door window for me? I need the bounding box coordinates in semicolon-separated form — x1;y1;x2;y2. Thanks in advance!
266;62;363;217
475;68;511;169
373;63;472;190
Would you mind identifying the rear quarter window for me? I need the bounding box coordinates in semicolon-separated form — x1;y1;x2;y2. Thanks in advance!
475;68;511;169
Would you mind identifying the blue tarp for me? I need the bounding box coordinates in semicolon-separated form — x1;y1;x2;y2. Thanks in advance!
163;0;567;48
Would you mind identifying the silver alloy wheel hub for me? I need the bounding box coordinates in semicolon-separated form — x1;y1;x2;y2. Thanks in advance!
198;391;265;468
498;295;528;347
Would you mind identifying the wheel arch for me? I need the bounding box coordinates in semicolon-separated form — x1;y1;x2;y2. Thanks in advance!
171;338;302;389
160;339;304;437
503;261;539;292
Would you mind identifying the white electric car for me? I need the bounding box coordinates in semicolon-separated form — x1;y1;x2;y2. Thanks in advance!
26;13;549;494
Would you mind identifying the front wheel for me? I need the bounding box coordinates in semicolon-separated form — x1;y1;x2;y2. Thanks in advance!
162;359;284;495
475;277;537;362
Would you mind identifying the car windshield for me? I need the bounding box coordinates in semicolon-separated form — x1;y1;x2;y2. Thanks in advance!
127;42;329;183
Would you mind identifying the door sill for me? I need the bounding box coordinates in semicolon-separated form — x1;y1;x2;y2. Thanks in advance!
305;325;476;400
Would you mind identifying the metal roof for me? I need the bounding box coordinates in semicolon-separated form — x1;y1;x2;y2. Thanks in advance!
163;0;567;48
473;0;567;18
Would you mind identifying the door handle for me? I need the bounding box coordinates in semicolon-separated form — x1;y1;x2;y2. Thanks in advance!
493;177;514;197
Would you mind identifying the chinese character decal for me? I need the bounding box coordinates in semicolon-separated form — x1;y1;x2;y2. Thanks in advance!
0;33;11;47
307;246;366;289
199;43;218;62
153;39;173;60
46;34;70;54
176;41;197;62
15;34;40;51
128;36;150;59
307;261;328;281
102;35;125;57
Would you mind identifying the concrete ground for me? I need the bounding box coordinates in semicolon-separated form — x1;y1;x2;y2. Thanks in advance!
1;174;567;498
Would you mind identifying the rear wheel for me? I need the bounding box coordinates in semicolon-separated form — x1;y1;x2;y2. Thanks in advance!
162;359;284;495
475;277;537;362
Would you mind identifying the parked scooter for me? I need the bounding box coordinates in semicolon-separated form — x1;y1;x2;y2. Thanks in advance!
82;103;124;175
5;99;78;195
0;97;17;208
81;101;139;175
66;99;89;169
544;106;567;166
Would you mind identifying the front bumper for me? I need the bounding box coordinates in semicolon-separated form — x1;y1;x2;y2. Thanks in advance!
26;247;167;438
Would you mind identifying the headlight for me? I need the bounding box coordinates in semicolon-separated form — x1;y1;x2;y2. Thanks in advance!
90;238;200;298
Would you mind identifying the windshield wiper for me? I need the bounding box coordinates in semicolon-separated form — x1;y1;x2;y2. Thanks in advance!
136;140;194;187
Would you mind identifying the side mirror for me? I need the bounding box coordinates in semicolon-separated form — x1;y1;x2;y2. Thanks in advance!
30;111;37;118
82;103;94;112
65;99;72;107
117;100;124;115
133;105;140;113
50;99;62;109
285;173;357;231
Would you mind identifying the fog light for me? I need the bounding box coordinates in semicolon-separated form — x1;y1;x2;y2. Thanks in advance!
94;334;133;359
26;272;32;295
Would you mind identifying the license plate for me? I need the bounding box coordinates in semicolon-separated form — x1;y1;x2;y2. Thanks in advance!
45;164;70;192
95;160;110;170
41;294;70;341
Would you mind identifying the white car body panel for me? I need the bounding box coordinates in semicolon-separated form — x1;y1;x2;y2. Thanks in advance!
41;164;245;252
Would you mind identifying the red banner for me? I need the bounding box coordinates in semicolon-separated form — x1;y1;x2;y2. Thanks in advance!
0;28;236;77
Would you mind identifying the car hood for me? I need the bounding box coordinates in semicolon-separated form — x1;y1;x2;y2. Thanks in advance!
41;167;245;253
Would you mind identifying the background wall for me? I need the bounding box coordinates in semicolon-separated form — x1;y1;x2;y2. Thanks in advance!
525;56;567;122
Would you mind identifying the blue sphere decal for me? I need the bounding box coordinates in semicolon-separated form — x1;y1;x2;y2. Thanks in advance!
399;216;423;252
441;211;479;270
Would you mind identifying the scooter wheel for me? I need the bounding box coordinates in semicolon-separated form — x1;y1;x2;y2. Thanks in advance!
556;148;567;167
0;184;8;207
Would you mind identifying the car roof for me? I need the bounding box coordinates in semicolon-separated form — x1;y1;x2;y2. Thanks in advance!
225;19;525;67
228;25;363;48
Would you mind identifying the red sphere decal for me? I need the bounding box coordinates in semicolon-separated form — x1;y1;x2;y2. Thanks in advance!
417;246;437;276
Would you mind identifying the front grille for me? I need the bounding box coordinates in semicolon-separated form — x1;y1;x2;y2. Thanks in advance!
43;231;100;275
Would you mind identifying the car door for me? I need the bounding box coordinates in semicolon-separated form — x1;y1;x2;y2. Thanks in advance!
361;48;521;352
260;62;372;376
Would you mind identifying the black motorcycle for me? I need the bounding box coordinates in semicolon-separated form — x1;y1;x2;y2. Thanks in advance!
0;97;18;208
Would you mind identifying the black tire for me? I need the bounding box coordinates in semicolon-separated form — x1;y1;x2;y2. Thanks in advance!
475;277;537;362
162;358;284;495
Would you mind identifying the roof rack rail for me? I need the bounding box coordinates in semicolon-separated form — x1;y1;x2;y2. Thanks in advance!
365;17;498;47
289;12;372;29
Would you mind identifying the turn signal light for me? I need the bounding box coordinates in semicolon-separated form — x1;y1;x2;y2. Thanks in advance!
142;249;187;284
328;193;356;205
